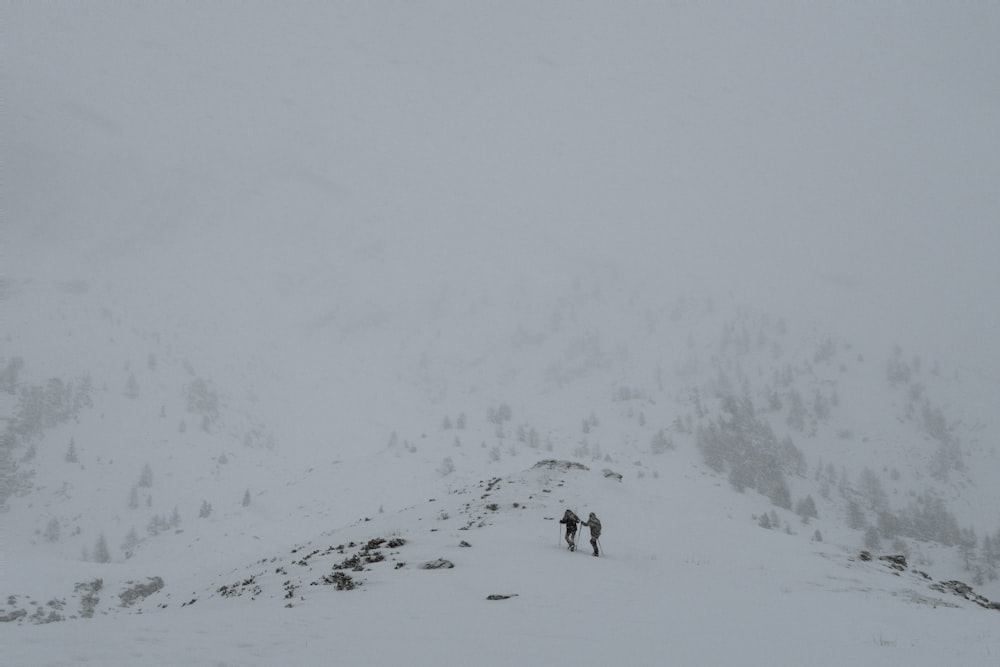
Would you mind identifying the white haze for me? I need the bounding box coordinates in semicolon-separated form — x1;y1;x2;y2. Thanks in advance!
3;2;1000;665
6;2;999;378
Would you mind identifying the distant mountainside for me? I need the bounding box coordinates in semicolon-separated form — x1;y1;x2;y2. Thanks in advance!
4;262;998;603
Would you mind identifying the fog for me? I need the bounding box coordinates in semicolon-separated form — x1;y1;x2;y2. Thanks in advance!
6;2;998;383
4;5;1000;659
3;3;1000;438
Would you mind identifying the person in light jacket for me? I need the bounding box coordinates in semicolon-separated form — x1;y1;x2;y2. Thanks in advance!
580;512;602;556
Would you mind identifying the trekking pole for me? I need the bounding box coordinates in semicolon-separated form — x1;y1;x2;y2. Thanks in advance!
597;537;604;556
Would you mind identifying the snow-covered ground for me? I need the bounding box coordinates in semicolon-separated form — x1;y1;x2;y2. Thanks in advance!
4;2;1000;665
5;459;1000;666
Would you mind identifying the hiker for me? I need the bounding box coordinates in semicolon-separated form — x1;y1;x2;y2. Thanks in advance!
581;512;602;556
559;509;581;551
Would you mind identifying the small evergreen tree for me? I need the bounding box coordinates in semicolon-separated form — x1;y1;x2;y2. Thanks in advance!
437;457;455;476
147;514;169;536
93;533;111;563
795;495;819;523
858;467;888;512
768;476;792;510
813;390;830;421
786;390;806;431
121;527;140;558
983;532;1000;581
877;510;903;541
864;526;882;551
650;429;674;454
44;517;61;542
124;372;139;399
138;463;154;488
959;527;978;570
65;438;78;463
846;500;866;530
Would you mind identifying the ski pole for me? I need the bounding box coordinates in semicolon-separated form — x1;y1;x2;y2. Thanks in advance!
597;537;603;556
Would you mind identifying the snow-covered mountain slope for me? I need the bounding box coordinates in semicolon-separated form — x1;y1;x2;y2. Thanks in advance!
4;268;998;573
4;459;999;665
3;2;1000;665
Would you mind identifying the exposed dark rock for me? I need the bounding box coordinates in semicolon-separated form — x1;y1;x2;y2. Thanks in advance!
486;593;518;600
0;609;27;623
421;558;454;569
217;575;262;599
879;554;907;571
316;572;358;590
333;553;363;571
119;577;165;608
533;460;589;471
74;579;102;619
929;580;998;611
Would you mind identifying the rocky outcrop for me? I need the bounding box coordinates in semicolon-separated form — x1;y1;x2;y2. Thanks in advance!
119;577;165;608
858;551;999;613
532;460;589;471
930;580;1000;612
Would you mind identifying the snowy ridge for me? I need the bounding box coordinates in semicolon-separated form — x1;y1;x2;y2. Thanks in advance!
5;459;1000;665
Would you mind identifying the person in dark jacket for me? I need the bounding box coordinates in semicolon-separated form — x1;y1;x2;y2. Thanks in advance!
580;512;602;556
559;509;581;551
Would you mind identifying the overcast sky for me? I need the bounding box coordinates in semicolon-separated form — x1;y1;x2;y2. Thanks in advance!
5;2;999;377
